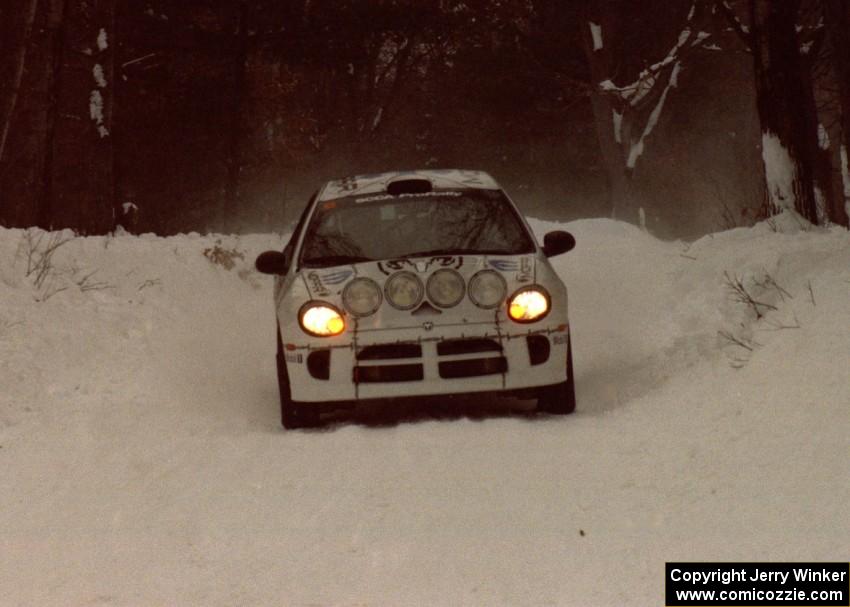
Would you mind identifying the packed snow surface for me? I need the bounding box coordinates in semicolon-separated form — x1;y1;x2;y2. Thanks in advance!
1;217;848;606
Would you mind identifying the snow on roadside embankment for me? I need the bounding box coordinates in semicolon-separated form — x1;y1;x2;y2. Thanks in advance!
0;219;848;606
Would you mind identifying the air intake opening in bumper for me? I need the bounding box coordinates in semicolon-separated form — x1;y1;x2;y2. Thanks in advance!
438;357;507;379
353;364;424;383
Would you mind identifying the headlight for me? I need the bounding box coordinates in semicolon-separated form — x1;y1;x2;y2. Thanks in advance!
384;271;424;310
467;270;507;309
299;302;345;337
342;277;382;317
507;286;550;323
426;269;465;308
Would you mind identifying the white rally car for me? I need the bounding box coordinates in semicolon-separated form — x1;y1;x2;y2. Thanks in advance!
255;169;576;428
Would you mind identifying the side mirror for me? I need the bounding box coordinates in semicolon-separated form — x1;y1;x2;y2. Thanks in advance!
542;231;576;257
255;250;289;275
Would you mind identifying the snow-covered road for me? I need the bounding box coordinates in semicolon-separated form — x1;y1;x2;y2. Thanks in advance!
1;217;847;605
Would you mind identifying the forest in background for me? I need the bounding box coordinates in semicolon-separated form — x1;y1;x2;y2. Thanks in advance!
1;0;849;238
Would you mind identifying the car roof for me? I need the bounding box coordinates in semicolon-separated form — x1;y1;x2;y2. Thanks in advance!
317;169;500;202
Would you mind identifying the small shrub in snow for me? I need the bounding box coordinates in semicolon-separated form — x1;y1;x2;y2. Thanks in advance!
72;268;113;292
717;329;759;368
203;240;245;270
723;271;777;320
751;272;792;303
20;229;74;290
16;229;115;301
719;269;802;368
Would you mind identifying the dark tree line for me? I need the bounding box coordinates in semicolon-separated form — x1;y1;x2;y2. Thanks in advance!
1;0;849;236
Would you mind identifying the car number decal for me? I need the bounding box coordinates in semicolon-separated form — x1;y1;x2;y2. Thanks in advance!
306;271;330;296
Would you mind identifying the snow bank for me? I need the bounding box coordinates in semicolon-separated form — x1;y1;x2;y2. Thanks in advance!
1;219;848;606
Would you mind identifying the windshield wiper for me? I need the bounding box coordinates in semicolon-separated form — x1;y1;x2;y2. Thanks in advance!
399;247;516;258
301;254;373;268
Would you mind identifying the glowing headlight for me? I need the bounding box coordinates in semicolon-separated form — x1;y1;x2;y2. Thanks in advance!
299;302;345;337
342;277;382;317
507;287;550;323
384;271;424;310
468;270;507;309
426;269;465;308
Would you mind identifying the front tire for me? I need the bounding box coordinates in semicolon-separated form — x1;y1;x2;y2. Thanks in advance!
276;327;320;429
537;334;576;415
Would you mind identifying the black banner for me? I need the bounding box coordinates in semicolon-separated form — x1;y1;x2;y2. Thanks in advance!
666;563;849;606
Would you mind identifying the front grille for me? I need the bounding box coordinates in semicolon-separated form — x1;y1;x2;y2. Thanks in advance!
356;343;422;360
353;363;424;383
436;338;502;356
439;357;507;379
350;336;508;384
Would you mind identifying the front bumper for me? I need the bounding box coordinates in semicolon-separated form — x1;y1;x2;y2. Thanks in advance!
282;323;570;402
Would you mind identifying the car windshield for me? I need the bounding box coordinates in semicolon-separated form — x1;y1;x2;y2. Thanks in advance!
299;189;535;268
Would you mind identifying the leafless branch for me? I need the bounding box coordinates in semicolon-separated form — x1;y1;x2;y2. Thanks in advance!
718;329;759;351
763;312;801;330
723;271;777;319
74;268;113;292
22;229;74;290
717;1;753;45
752;272;792;302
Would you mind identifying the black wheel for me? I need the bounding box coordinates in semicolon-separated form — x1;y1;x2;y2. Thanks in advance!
276;326;320;429
537;334;576;415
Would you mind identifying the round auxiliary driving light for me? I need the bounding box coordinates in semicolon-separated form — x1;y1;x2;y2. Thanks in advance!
384;271;424;310
426;269;465;308
342;277;382;317
468;270;507;309
507;286;550;323
299;302;345;337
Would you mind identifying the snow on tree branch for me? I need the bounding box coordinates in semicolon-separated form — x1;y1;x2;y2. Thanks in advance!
89;90;109;138
93;64;107;88
97;28;109;51
589;22;603;51
596;2;705;111
612;110;623;143
718;1;752;43
89;29;110;138
627;61;683;169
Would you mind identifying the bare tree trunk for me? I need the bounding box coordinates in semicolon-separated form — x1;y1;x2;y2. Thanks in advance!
824;0;850;226
367;37;414;139
0;0;40;165
579;9;637;222
49;0;115;234
748;0;819;223
578;3;699;225
799;52;836;226
38;0;70;230
586;79;636;221
107;0;120;231
223;0;249;234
